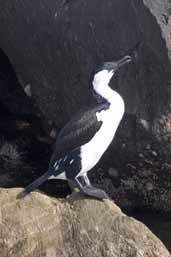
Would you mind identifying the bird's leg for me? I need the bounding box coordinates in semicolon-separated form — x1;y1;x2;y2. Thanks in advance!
75;175;109;200
67;178;79;192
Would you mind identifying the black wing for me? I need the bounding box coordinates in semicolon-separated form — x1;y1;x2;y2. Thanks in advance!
49;102;110;166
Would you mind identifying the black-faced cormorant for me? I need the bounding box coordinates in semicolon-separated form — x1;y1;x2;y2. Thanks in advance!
17;54;133;199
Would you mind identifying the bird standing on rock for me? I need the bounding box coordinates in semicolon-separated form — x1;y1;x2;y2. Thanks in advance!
17;52;135;200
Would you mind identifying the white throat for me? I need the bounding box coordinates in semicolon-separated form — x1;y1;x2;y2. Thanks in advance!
92;70;123;105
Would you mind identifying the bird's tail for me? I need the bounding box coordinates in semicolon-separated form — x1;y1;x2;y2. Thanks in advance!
17;170;51;199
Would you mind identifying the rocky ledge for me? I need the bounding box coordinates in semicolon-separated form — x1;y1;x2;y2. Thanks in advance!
0;188;170;257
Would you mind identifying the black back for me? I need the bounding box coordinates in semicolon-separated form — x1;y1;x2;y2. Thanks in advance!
49;102;110;168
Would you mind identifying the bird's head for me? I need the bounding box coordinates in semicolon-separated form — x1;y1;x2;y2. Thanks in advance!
92;55;132;93
92;40;142;90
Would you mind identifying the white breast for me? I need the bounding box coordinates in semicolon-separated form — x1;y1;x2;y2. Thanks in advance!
79;93;125;176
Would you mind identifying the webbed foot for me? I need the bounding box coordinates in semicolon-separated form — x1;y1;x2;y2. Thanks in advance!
80;185;109;199
68;176;109;200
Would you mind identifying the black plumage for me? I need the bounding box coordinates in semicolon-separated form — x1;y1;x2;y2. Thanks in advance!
50;102;110;164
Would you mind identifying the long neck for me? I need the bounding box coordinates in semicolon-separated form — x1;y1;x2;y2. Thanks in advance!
92;81;118;104
92;81;125;121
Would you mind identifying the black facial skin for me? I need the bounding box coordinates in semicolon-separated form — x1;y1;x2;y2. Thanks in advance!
94;55;132;76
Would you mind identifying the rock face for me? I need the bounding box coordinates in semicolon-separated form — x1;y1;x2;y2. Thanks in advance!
0;0;148;126
0;48;34;118
1;0;171;212
0;0;171;130
0;188;170;257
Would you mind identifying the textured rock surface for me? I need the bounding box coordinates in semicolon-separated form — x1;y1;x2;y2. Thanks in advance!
0;0;171;130
0;48;34;117
0;188;170;257
1;0;171;212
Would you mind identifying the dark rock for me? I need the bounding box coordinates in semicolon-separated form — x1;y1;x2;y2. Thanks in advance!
0;0;140;127
0;115;71;199
0;48;34;118
0;0;171;130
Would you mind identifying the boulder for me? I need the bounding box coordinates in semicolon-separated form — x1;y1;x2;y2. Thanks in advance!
0;0;171;130
0;188;170;257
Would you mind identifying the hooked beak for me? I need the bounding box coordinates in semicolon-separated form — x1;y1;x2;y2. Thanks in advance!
116;41;143;68
117;55;132;68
